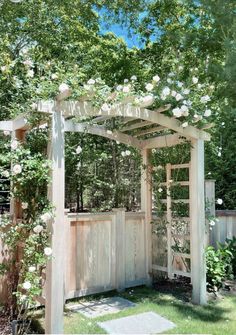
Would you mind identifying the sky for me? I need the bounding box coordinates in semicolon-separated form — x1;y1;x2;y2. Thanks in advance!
102;23;144;48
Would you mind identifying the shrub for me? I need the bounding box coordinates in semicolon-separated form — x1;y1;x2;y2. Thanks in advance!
206;244;233;291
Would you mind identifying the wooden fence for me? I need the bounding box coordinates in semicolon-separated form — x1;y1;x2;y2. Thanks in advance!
1;208;236;304
63;210;148;299
210;210;236;247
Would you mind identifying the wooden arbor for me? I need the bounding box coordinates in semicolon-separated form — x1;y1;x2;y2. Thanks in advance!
0;95;210;334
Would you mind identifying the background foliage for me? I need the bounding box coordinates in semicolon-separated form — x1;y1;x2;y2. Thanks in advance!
0;0;235;211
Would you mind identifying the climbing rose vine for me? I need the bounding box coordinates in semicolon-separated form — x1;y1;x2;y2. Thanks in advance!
0;134;52;332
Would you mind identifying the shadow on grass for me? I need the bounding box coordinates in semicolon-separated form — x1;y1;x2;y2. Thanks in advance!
121;284;235;324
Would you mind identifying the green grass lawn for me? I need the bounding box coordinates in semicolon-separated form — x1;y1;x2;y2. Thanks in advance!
33;285;236;334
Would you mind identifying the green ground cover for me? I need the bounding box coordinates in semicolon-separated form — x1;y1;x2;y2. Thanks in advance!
33;285;236;334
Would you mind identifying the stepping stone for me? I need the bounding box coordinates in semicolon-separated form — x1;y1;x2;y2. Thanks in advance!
67;297;135;318
98;311;176;334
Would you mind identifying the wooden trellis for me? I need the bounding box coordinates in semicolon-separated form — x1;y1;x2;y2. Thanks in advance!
0;92;210;334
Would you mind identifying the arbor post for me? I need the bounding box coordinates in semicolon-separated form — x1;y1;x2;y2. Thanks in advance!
45;106;65;334
141;149;152;285
190;139;207;305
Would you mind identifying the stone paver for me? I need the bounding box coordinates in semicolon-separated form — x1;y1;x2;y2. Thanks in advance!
98;311;176;334
67;296;135;318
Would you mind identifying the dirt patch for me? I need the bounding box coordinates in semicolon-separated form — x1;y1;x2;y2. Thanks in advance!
153;277;192;301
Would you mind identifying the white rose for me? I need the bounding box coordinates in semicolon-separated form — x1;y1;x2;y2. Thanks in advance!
19;295;27;302
204;109;212;117
29;266;36;272
178;65;184;71
209;220;215;226
121;151;126;157
125;150;131;156
22;202;28;210
171;90;177;97
216;198;223;205
183;89;190;95
106;130;112;135
87;79;95;85
33;225;44;234
51;73;58;80
177;81;183;88
26;69;34;78
13;164;22;175
158;187;163;193
162;87;170;96
3;130;10;136
140;95;154;106
123;86;130;93
200;95;211;103
175;93;183;101
76;146;82;154
153;75;160;82
172;108;182;118
59;83;69;93
193;114;202;122
197;83;202;89
40;212;51;223
182;122;188;128
23;281;31;290
181;105;188;111
101;103;111;112
192;76;198;84
131;75;137;81
168;72;175;77
44;247;52;256
167;78;173;84
181;105;189;113
1;65;7;72
184;99;192;106
145;83;154;91
116;85;123;91
31;102;37;110
23;59;33;67
11;140;18;150
2;171;10;178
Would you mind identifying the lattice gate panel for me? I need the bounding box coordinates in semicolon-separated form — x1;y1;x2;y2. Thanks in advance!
152;163;192;280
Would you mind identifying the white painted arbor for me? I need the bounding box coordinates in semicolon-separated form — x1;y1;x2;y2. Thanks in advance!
0;95;211;334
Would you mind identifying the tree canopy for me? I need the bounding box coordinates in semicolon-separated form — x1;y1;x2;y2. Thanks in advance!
0;0;235;209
